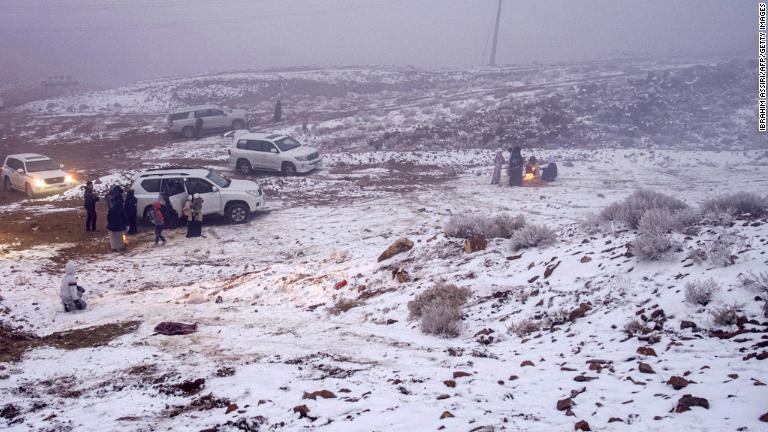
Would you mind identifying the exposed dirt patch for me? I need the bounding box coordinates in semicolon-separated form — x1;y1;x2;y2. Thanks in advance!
0;320;141;363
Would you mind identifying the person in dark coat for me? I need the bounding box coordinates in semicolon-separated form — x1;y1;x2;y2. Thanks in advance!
185;194;204;238
507;146;524;186
194;117;203;140
124;188;138;235
161;192;179;229
83;181;99;232
541;157;558;182
274;99;282;122
106;186;128;252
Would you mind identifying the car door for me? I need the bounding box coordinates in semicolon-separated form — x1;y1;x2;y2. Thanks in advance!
4;158;18;189
160;177;188;215
185;177;221;216
207;108;227;129
261;141;281;171
10;159;25;189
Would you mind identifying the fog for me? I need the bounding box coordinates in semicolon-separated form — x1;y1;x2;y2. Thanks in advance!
0;0;756;85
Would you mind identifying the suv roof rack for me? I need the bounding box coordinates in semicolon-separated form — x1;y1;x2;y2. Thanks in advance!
144;166;206;171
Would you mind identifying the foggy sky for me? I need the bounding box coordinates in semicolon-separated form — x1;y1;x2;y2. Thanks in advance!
0;0;757;85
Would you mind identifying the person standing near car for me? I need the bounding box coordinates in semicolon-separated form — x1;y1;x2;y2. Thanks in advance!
83;181;99;232
150;200;166;245
60;261;87;312
194;116;203;140
124;188;138;235
491;148;505;185
186;194;204;238
106;186;128;252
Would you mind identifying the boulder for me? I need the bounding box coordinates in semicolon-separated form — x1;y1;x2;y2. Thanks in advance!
638;362;655;374
440;411;454;419
667;376;689;390
377;238;414;262
568;303;592;321
574;420;591;431
302;390;336;400
557;398;573;411
153;322;197;336
675;394;709;413
636;346;657;357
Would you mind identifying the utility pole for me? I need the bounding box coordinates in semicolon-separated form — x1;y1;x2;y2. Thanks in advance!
489;0;503;66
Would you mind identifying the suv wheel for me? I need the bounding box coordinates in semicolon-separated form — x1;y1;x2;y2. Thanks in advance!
236;159;252;175
231;119;245;130
181;126;195;139
25;183;34;199
3;177;11;192
227;202;250;224
282;162;297;177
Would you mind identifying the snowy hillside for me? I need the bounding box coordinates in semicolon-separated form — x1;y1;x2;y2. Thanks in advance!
1;148;767;431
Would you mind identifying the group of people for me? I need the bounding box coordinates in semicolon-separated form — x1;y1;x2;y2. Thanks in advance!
491;146;558;186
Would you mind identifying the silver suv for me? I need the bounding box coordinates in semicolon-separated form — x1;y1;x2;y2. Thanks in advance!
167;105;248;139
130;167;264;224
2;153;77;198
228;132;322;176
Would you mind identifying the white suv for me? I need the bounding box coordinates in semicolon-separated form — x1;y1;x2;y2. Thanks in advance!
167;105;248;139
131;167;264;224
228;133;322;176
2;153;77;198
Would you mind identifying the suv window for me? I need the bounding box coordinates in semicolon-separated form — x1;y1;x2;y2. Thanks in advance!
261;141;278;153
209;109;224;116
169;112;189;121
6;158;20;170
161;178;186;196
186;178;214;195
194;110;209;118
236;139;248;150
141;179;161;193
26;159;59;172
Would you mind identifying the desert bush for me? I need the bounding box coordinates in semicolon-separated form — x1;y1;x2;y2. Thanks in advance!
623;319;649;336
633;231;677;261
704;230;742;267
444;212;526;239
710;304;740;326
638;208;700;235
509;224;557;251
419;300;463;337
407;282;471;320
578;213;613;235
739;270;768;294
507;318;540;338
599;189;688;229
684;278;719;306
541;308;571;328
701;192;768;218
328;298;362;315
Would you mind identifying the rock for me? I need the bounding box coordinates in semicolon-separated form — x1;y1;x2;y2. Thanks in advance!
727;373;738;379
452;371;472;378
464;236;488;253
443;380;456;388
215;296;223;304
520;360;535;367
334;280;348;290
580;256;592;263
225;403;238;414
338;388;351;393
573;375;597;382
557;398;573;411
508;375;519;381
760;411;768;422
680;320;697;330
667;376;689;390
436;394;450;400
302;390;336;400
544;261;561;279
153;322;197;336
574;420;591;431
377;238;414;262
608;417;623;423
568;303;592;321
293;404;311;418
187;292;206;304
638;362;655;374
440;411;454;419
675;394;709;413
637;346;657;356
391;268;409;283
588;363;602;372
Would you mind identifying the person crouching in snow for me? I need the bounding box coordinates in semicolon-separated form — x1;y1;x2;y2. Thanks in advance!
491;148;505;185
149;201;166;245
60;262;86;312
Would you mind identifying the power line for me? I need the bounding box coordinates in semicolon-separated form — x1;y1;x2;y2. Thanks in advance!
489;0;502;66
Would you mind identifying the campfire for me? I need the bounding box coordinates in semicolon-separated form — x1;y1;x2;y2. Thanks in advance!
122;233;129;247
523;162;539;182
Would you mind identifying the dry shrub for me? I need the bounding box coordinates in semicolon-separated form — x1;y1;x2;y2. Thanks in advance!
407;282;471;320
599;189;688;229
704;230;741;267
710;304;740;326
633;231;677;261
328;298;362;315
509;224;557;251
623;319;649;336
420;300;463;337
739;270;768;294
444;212;526;239
684;278;719;306
507;318;540;338
701;192;768;218
638;208;700;236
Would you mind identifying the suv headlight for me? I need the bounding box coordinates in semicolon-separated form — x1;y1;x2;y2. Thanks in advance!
65;174;75;183
32;178;46;188
295;155;309;161
245;189;262;197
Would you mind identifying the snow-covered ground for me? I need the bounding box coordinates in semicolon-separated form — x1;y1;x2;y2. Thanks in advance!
1;148;767;431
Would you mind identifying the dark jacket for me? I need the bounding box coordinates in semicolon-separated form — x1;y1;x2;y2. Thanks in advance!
107;192;128;232
542;163;558;182
124;191;138;217
83;188;99;209
508;147;524;186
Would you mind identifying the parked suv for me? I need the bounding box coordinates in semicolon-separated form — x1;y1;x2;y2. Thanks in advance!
167;105;248;139
131;167;264;224
2;153;77;198
228;133;322;176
